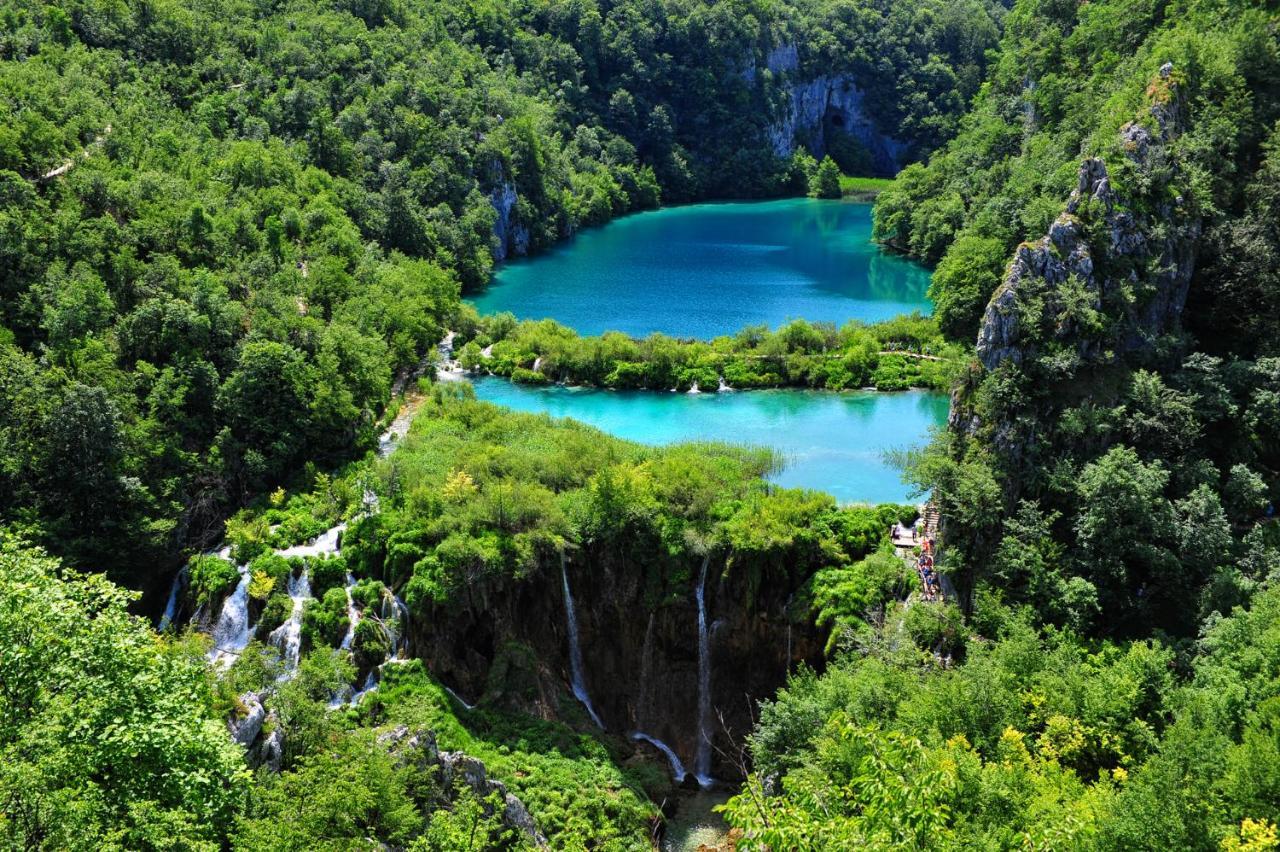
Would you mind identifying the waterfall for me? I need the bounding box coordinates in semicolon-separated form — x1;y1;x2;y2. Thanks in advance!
717;376;731;392
208;564;252;668
268;568;311;675
532;356;542;372
631;732;689;783
694;554;713;786
339;573;360;650
687;382;701;394
379;590;410;658
445;686;476;711
348;670;379;705
277;523;344;558
158;563;188;631
561;554;604;729
637;611;656;730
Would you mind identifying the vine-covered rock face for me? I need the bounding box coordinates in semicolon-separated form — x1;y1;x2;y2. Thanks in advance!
975;64;1202;377
411;546;825;782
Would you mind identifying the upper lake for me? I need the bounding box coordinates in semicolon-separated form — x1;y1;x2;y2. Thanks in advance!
469;198;932;338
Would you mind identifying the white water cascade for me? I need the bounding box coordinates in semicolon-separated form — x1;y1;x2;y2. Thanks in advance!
208;564;252;668
694;554;713;787
631;732;689;783
377;590;410;658
339;573;360;651
268;568;312;675
560;554;605;729
277;522;344;559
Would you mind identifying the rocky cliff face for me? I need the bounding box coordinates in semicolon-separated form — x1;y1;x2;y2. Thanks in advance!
767;74;908;175
488;175;530;263
410;546;824;782
759;40;907;176
975;63;1200;377
948;62;1202;494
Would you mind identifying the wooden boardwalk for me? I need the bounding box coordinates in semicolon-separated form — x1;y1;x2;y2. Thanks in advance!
894;503;943;601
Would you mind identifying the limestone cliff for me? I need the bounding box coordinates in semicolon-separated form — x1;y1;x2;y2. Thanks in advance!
767;73;908;175
759;41;907;175
410;545;823;783
948;62;1202;493
488;173;530;263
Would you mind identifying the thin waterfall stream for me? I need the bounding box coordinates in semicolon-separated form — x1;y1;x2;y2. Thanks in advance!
694;554;713;787
631;732;689;783
561;553;605;728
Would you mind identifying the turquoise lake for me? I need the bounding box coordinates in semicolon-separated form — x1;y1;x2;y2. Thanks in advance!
469;198;932;339
471;378;948;504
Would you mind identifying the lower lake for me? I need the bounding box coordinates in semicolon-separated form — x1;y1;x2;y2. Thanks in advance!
470;378;948;505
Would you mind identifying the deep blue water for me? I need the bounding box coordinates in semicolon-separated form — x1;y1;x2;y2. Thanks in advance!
470;378;947;505
469;198;932;339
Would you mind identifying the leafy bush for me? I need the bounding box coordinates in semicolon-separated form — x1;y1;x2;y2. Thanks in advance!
188;553;239;608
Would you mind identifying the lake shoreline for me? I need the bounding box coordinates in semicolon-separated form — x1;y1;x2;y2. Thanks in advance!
439;363;946;396
465;374;947;504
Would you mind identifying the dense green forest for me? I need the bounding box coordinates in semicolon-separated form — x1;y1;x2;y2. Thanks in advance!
4;0;1280;848
0;0;1002;587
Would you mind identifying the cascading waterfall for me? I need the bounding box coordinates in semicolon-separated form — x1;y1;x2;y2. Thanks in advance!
209;564;252;668
338;589;411;706
371;589;409;658
694;554;713;786
268;568;311;675
277;523;344;558
631;732;689;783
561;553;605;729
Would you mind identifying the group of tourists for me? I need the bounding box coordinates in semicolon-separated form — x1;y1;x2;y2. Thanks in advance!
890;512;944;602
916;537;941;601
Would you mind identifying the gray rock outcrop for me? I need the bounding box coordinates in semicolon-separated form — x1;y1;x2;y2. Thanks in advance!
379;725;550;849
229;692;266;748
489;175;530;262
975;62;1200;375
767;74;908;175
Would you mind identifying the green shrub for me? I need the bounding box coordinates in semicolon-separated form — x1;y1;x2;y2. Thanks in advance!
307;553;348;599
302;587;350;650
254;592;292;641
188;554;240;608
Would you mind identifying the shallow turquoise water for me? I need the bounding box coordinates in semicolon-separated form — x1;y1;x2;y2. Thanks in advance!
471;378;947;504
469;198;932;339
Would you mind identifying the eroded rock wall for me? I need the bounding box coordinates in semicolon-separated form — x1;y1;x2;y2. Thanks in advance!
410;546;824;782
767;74;908;175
